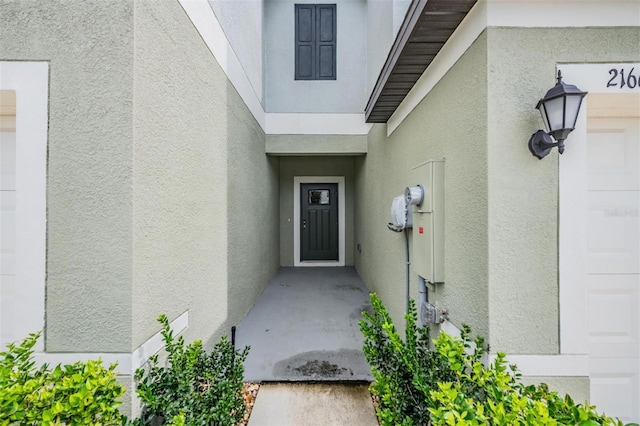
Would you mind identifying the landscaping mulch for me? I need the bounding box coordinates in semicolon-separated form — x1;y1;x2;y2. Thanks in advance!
238;382;260;426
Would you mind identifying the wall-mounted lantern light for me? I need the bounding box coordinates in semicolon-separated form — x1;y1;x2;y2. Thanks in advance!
528;71;588;159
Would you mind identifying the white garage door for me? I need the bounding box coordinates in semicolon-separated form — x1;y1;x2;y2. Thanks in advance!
587;116;640;422
0;91;16;349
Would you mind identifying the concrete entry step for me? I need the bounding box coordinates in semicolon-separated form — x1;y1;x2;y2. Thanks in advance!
247;383;378;426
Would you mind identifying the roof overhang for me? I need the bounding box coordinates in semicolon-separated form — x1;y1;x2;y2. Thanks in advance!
365;0;478;123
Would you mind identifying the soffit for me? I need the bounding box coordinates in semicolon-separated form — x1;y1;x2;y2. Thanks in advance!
365;0;477;123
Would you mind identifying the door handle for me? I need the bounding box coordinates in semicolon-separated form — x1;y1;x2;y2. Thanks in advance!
302;219;307;229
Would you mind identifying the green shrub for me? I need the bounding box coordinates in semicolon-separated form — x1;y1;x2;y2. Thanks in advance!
134;314;248;426
0;331;125;425
359;293;633;426
429;329;623;425
359;293;455;425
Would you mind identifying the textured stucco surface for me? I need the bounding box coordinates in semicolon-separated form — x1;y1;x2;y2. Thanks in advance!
266;134;367;155
132;0;231;348
520;376;590;403
279;157;356;266
132;0;279;350
226;94;280;334
357;25;640;358
486;27;640;354
366;0;394;96
356;32;489;339
208;0;264;104
0;0;134;352
264;0;367;113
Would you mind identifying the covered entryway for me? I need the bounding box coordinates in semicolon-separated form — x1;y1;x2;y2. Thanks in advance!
236;267;373;382
292;173;348;267
586;111;639;422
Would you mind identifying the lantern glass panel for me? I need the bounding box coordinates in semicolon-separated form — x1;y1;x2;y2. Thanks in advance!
541;96;565;132
564;94;583;130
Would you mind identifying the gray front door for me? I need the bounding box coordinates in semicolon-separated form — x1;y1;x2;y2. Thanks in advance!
300;183;339;261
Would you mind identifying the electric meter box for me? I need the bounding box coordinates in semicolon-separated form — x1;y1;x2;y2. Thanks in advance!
410;160;444;283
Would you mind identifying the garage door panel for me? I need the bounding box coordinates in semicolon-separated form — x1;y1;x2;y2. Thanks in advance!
0;274;16;346
0;191;14;276
587;114;639;423
0;132;15;191
587;119;639;191
587;191;639;274
588;274;639;357
589;358;639;423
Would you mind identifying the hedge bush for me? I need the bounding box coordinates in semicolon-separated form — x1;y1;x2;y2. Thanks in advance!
359;293;635;426
133;314;249;426
0;332;125;425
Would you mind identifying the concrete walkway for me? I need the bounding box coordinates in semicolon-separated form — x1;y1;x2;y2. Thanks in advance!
236;267;374;382
247;383;378;426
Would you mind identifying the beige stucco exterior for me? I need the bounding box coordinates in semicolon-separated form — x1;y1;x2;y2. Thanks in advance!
3;0;640;417
356;25;639;398
486;26;640;354
1;0;279;410
131;0;279;350
0;0;135;352
356;31;490;341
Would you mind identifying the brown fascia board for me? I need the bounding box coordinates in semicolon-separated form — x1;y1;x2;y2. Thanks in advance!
364;0;428;123
365;0;477;124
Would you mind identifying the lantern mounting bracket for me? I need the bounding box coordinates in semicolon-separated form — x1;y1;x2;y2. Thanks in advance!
528;130;564;159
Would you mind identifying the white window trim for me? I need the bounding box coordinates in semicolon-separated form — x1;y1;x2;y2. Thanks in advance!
0;62;48;352
293;176;345;267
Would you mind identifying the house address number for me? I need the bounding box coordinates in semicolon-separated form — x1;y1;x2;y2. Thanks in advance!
607;67;640;89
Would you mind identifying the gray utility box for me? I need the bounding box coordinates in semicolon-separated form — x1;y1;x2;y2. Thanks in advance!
410;160;445;284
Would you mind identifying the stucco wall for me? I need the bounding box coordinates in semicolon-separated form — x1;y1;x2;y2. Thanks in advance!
0;0;134;352
266;134;367;155
208;0;264;104
392;0;410;36
264;0;367;113
358;25;640;358
226;100;280;336
132;0;278;350
486;26;640;354
355;32;490;339
366;0;394;96
520;376;589;402
279;156;356;266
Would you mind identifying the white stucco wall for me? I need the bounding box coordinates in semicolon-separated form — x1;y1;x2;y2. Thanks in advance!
366;0;394;96
264;0;367;113
392;0;410;36
208;0;264;104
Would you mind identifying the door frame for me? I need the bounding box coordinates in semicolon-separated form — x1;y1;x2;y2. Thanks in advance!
293;176;345;267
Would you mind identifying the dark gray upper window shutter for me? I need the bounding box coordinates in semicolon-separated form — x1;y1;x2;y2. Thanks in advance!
295;4;336;80
316;4;336;80
295;5;315;80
